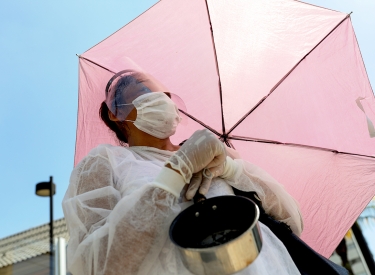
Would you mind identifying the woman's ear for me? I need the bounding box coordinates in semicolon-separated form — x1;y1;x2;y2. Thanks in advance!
108;111;119;122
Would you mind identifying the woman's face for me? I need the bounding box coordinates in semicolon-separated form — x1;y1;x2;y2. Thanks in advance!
122;72;170;121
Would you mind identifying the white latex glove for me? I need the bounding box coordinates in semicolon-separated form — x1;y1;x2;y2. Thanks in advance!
165;129;227;183
185;164;224;200
185;146;241;200
185;156;241;200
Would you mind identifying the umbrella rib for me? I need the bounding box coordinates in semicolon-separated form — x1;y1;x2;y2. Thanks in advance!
204;0;226;136
227;13;351;135
229;135;375;159
179;109;221;136
295;0;345;14
78;56;116;74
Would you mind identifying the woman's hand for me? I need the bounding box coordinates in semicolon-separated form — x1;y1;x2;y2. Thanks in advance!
165;129;227;183
185;165;225;200
185;145;242;200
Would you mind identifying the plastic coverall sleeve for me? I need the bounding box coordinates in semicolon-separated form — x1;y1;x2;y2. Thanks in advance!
62;146;181;275
224;158;304;236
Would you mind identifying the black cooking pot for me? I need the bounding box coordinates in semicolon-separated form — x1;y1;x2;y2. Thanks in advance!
169;194;262;275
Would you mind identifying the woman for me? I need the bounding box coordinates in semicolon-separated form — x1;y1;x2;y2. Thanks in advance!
62;70;303;275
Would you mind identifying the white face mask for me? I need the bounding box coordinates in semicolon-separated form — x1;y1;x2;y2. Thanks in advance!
126;92;182;139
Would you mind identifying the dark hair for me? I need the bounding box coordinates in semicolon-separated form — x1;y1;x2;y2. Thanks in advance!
99;101;128;146
100;73;141;146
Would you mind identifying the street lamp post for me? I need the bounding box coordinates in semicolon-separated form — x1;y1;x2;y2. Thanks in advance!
35;176;56;275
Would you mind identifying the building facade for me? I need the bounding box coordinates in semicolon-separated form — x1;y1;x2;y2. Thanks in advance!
0;219;68;275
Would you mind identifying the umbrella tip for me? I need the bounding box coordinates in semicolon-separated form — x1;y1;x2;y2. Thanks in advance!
76;53;80;57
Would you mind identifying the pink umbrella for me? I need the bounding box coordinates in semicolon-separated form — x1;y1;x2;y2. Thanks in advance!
75;0;375;257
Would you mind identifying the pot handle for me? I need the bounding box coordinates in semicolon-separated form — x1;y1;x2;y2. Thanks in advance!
193;192;206;204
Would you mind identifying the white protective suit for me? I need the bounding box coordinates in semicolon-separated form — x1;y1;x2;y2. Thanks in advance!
63;144;303;275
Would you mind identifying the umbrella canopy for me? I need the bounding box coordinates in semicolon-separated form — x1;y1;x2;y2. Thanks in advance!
75;0;375;257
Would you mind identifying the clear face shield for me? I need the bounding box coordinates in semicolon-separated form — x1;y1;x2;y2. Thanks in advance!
105;70;188;125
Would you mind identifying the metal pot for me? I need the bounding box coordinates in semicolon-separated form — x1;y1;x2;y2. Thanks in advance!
169;195;262;275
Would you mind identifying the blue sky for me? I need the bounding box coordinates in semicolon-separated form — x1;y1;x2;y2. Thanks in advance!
0;0;157;237
0;0;374;246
